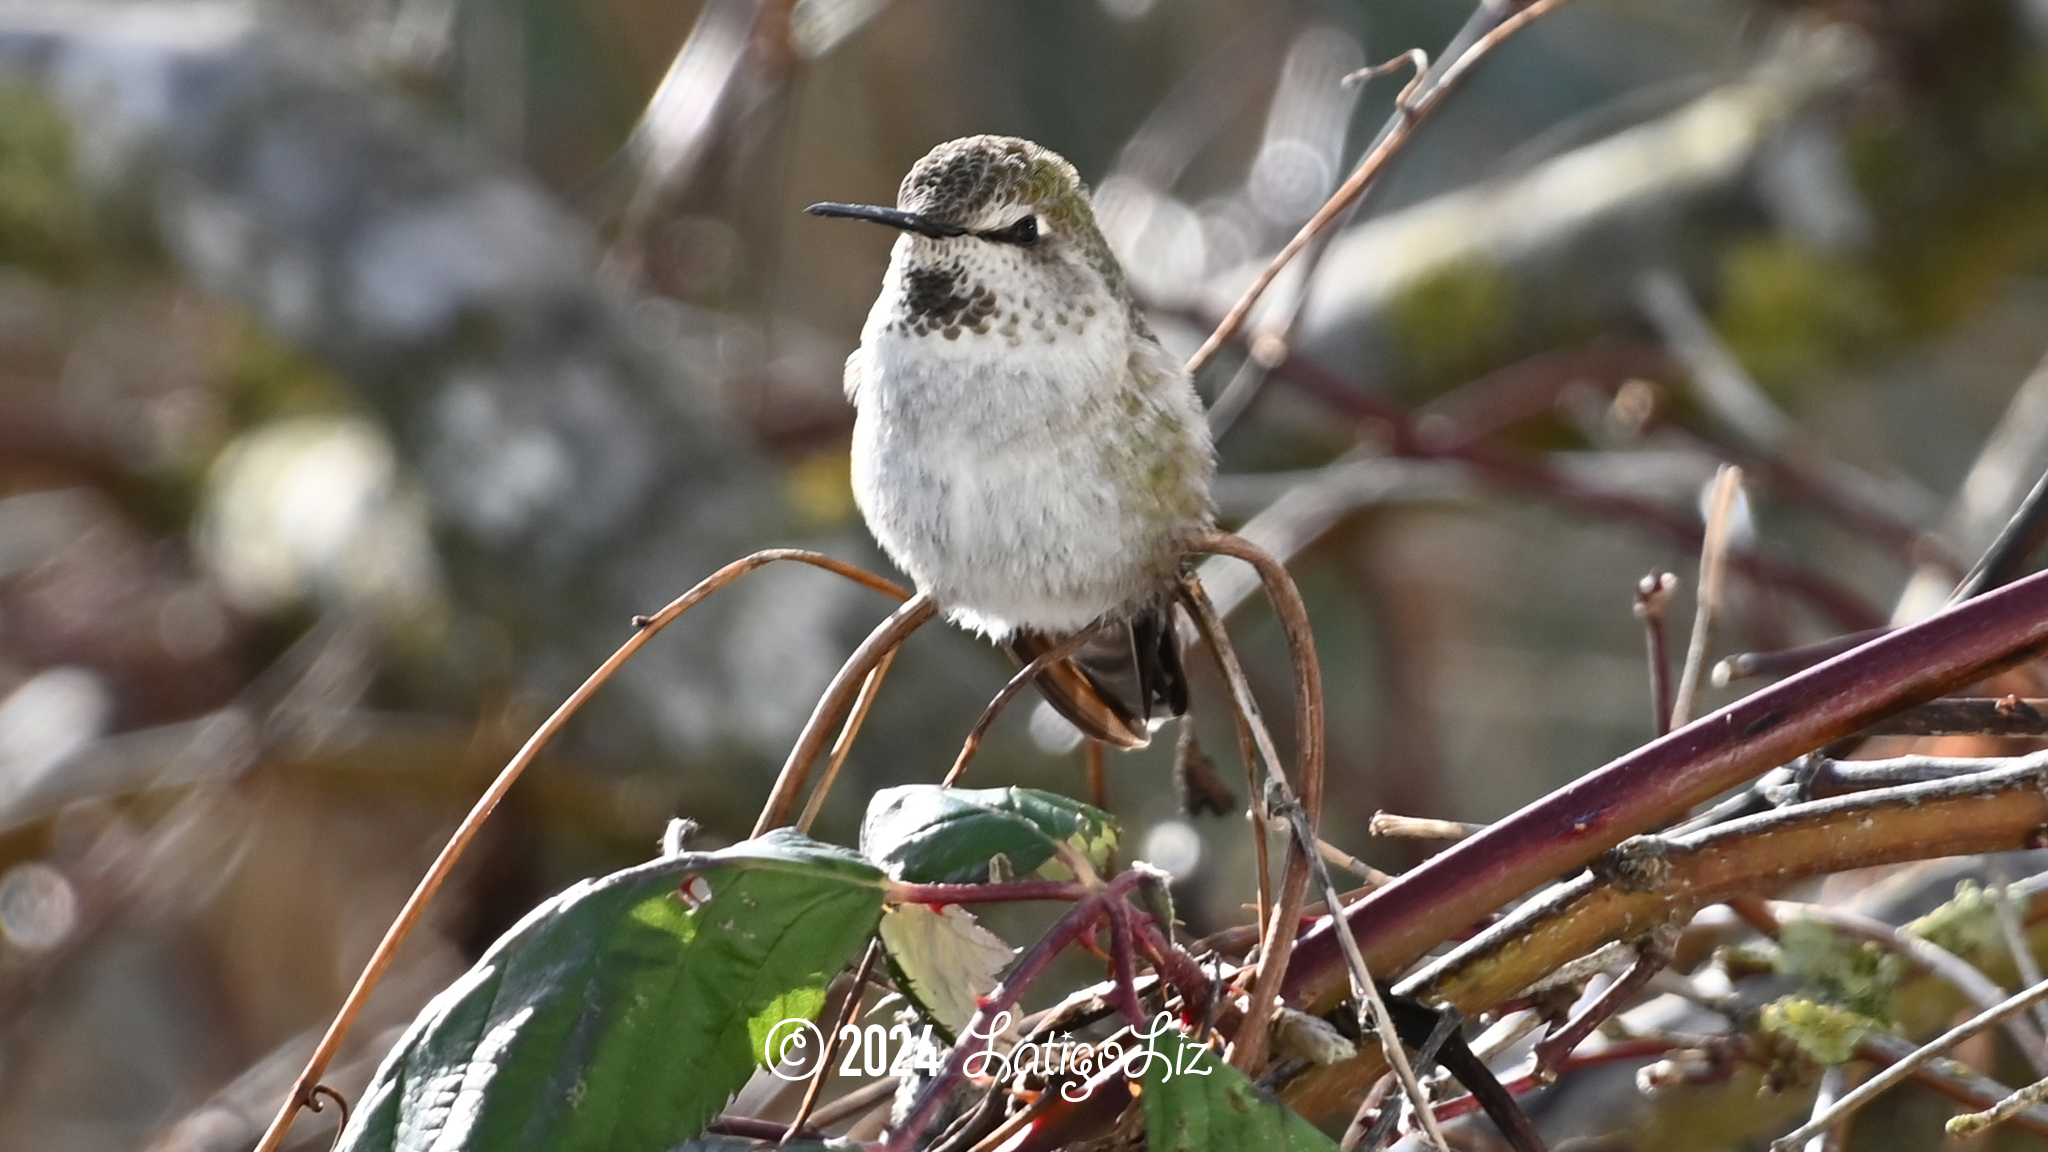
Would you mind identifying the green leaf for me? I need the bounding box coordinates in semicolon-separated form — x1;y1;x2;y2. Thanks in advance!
1138;1025;1339;1151
861;785;1117;884
336;830;884;1152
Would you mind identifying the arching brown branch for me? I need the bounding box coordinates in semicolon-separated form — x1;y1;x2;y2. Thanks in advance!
252;550;908;1152
1186;0;1579;376
942;626;1099;787
755;592;937;835
1181;529;1325;1074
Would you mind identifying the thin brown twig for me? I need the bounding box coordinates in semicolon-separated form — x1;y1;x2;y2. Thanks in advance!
251;550;908;1152
1672;464;1742;728
1530;930;1677;1081
805;1078;900;1132
1182;567;1443;1148
1636;571;1678;736
800;649;899;832
1178;575;1301;1070
941;628;1098;787
1319;839;1396;887
1265;350;1884;632
1178;555;1323;1074
1195;598;1275;932
1857;696;2048;736
1856;1032;2048;1139
756;592;938;835
1714;630;1889;685
1801;1065;1849;1152
1308;846;1452;1152
1184;0;1578;377
1371;812;1483;841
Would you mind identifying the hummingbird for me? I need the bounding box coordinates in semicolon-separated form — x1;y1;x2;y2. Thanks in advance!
807;135;1215;749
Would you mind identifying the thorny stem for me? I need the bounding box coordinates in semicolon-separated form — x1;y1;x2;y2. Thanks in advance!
882;871;1147;1152
251;550;908;1152
886;879;1090;905
756;592;938;835
1105;900;1148;1028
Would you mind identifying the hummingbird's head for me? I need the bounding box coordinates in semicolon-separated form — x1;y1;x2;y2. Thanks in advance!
808;136;1142;343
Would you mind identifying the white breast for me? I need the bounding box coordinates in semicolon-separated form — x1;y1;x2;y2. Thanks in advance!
847;284;1207;638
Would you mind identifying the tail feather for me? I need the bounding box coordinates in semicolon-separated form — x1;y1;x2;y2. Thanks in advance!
1010;603;1187;750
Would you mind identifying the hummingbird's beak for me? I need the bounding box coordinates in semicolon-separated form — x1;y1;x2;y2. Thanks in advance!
805;202;967;240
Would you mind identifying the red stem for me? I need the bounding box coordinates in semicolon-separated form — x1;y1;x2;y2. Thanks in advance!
888;880;1088;905
882;871;1145;1152
1285;565;2048;1010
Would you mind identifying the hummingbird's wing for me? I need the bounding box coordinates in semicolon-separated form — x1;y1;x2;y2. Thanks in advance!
1010;602;1188;751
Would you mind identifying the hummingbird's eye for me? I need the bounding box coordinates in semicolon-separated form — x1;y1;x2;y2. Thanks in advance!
982;215;1039;246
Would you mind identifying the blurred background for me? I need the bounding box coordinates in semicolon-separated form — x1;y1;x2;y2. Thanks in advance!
2;0;2047;1147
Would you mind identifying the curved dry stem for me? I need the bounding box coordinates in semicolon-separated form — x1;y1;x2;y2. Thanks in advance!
756;592;938;835
1185;582;1272;929
1183;529;1325;1074
1184;0;1577;377
251;549;908;1152
942;626;1099;787
799;649;899;832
